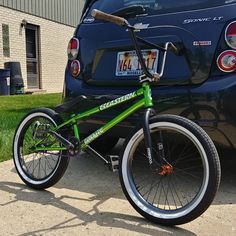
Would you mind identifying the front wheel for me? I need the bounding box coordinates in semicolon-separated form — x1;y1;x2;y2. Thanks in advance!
13;108;70;190
119;114;221;225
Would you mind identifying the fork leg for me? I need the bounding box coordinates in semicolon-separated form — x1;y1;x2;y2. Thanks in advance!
143;108;156;167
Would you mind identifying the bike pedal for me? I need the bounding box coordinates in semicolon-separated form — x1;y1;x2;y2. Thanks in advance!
108;155;119;172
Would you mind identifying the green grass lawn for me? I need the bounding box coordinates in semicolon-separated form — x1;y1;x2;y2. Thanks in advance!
0;93;62;162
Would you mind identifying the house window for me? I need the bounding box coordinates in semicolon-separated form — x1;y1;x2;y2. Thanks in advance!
2;24;10;57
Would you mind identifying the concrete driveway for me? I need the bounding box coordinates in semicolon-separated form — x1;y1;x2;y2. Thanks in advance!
0;148;235;236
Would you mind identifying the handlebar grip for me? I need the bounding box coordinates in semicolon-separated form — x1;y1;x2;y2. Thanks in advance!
92;9;128;26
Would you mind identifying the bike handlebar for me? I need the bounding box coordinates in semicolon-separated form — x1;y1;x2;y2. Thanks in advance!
92;9;179;55
91;9;180;82
168;42;179;56
92;9;128;26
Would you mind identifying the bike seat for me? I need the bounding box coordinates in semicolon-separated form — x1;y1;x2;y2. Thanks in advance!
55;95;89;114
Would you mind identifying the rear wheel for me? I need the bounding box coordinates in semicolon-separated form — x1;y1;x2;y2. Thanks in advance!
119;115;221;225
13;108;70;190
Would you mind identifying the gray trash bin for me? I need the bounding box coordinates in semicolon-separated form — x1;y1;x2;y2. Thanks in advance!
0;69;10;96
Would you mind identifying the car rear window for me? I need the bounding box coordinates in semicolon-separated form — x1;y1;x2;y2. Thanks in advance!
86;0;233;16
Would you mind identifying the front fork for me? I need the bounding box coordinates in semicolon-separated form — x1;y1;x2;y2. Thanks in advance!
143;108;166;169
143;108;156;167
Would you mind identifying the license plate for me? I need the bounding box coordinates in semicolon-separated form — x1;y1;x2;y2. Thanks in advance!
116;49;159;77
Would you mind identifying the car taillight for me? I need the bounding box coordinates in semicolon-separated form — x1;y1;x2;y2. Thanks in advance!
217;50;236;73
70;60;81;77
225;21;236;49
67;38;80;60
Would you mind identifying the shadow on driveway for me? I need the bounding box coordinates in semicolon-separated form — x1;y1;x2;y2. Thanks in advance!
0;148;235;235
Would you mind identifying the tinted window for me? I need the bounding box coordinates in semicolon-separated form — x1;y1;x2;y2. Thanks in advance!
123;0;228;13
87;0;123;14
87;0;233;15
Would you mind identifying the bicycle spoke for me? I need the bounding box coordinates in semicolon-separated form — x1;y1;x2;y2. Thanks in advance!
151;177;163;205
141;177;161;200
174;167;202;179
38;158;41;179
168;176;178;209
32;160;40;177
169;175;184;207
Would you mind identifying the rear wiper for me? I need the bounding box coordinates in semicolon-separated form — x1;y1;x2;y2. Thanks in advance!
112;5;147;18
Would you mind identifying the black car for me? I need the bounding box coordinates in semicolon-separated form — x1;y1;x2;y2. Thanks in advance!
63;0;236;152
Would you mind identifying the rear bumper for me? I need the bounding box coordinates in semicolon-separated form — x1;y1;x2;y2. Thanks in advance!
64;73;236;149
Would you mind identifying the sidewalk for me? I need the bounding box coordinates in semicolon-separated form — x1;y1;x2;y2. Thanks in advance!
0;152;235;236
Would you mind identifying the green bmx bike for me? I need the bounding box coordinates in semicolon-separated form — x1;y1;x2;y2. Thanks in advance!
13;10;221;226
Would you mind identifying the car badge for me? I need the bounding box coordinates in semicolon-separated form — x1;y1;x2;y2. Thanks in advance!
83;17;95;24
126;23;150;32
134;23;150;30
193;41;212;46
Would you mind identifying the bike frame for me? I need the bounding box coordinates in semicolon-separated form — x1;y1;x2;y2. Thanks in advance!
34;82;154;152
33;24;173;164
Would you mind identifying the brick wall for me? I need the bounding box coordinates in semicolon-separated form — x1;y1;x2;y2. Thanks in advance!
0;6;75;93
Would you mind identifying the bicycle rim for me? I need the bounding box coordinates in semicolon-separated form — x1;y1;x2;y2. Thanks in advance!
14;113;62;185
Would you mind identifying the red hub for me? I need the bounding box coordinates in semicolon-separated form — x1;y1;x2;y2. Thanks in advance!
159;164;173;176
